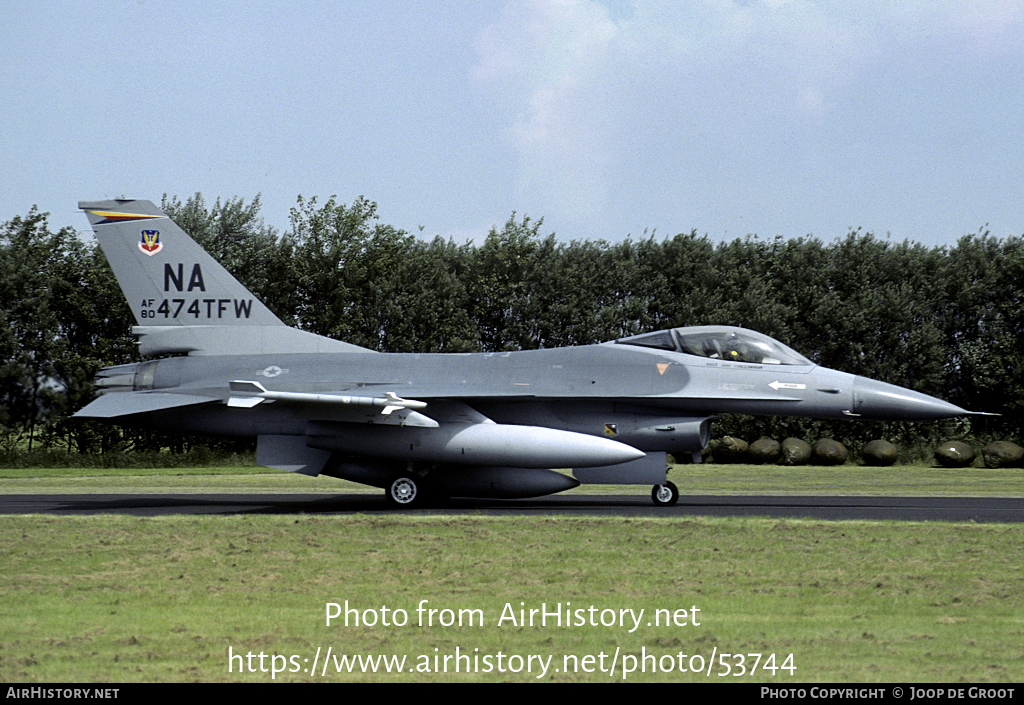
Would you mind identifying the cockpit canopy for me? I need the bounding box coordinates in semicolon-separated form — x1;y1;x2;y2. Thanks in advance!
616;326;812;366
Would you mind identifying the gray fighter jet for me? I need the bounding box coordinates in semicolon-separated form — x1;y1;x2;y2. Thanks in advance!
75;199;970;507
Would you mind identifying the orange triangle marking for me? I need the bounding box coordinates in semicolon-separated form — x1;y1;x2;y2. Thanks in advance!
657;363;669;375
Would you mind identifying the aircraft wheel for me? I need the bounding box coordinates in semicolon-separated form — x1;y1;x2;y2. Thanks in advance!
651;481;679;507
386;475;421;508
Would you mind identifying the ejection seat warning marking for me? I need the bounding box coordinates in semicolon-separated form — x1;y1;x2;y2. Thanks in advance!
656;363;669;375
769;381;807;391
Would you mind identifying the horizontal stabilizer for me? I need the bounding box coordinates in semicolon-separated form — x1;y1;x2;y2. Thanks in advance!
74;392;214;419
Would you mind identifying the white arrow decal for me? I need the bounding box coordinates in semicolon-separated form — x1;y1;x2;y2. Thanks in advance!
769;381;807;391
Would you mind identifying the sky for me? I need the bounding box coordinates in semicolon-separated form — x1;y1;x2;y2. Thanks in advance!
4;0;1024;246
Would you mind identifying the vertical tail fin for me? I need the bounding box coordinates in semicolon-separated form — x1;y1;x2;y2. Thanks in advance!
80;199;283;328
81;198;372;356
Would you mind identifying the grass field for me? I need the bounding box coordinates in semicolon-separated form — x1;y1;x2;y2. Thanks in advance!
3;461;1022;496
1;463;1022;683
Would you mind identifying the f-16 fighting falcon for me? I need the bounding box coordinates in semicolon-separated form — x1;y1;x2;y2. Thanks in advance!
75;199;971;507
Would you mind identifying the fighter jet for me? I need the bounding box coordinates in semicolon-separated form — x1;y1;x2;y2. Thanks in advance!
75;199;970;507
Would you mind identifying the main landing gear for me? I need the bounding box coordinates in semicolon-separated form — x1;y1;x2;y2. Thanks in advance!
384;473;449;508
651;481;679;507
386;475;421;507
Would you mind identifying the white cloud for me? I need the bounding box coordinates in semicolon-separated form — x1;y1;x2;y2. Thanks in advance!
471;0;1024;241
473;0;623;230
471;0;882;232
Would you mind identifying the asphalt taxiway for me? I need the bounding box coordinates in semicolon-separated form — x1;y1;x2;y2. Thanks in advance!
1;493;1023;522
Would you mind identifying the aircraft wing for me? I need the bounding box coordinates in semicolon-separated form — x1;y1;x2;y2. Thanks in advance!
75;385;442;428
225;381;439;427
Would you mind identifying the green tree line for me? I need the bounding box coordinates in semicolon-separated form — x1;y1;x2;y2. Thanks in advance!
1;193;1020;459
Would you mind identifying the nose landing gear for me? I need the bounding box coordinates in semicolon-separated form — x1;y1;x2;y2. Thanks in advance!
651;481;679;506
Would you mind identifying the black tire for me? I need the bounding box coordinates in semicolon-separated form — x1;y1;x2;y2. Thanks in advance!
651;481;679;507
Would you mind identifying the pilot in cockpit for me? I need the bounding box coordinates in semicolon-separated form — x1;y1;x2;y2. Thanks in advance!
722;333;754;363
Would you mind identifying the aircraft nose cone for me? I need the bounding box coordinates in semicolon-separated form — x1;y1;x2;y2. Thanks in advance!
852;377;968;421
